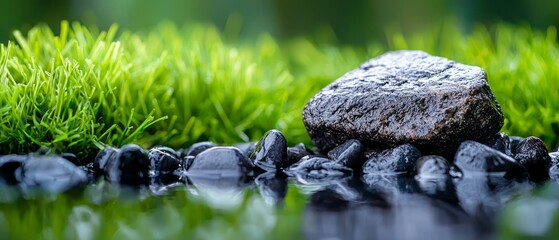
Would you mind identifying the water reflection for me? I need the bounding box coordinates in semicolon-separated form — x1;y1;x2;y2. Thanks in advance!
0;169;554;239
255;172;288;206
303;174;536;240
186;174;249;209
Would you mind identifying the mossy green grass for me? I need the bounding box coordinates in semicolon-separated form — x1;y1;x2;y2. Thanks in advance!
1;21;559;160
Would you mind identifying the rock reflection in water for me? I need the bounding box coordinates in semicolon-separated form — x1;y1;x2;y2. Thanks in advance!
302;175;520;240
255;172;288;206
186;174;249;209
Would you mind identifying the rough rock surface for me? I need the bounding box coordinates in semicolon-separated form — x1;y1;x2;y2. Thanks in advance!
303;50;504;153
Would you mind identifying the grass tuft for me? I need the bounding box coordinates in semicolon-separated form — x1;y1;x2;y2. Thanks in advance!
1;21;559;160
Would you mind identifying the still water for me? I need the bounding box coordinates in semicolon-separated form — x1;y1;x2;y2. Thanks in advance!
0;172;558;240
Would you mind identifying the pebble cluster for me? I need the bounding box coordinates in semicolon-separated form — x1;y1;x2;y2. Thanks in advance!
0;129;556;194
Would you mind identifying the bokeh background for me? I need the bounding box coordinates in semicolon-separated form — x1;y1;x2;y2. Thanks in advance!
1;0;559;45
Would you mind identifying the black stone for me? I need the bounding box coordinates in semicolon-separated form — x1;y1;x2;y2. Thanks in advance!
513;136;551;181
454;141;526;178
483;132;512;156
287;143;312;166
187;147;255;177
415;155;450;179
509;136;525;154
362;144;421;175
61;153;81;166
182;141;217;157
251;129;288;172
104;144;149;185
93;147;117;173
302;50;503;154
17;156;87;192
151;146;179;157
327;139;364;169
0;155;25;184
182;155;195;171
286;156;353;182
148;147;181;174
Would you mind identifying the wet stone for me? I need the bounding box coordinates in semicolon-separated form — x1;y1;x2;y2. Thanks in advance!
93;147;117;173
288;143;312;166
302;50;504;154
287;156;353;182
454;141;526;178
182;141;217;157
251;129;289;172
187;147;255;177
182;155;195;171
61;153;81;166
104;144;150;185
327;139;364;169
509;136;526;154
362;144;421;175
0;155;26;184
148;147;181;174
415;155;450;179
151;146;179;157
16;155;87;193
513;136;551;180
550;151;559;165
483;132;512;156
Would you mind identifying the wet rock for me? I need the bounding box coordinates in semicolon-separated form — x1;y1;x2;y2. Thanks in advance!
327;139;364;169
61;153;81;166
104;144;150;185
483;132;512;156
148;147;181;174
93;147;117;173
255;172;288;205
0;155;25;184
251;130;288;172
288;143;312;166
234;142;258;158
513;137;551;180
182;141;217;157
287;156;353;184
550;152;559;165
415;155;450;179
151;146;179;157
182;155;195;171
362;144;421;175
187;147;254;177
302;50;503;154
16;156;87;192
454;141;526;178
509;136;525;154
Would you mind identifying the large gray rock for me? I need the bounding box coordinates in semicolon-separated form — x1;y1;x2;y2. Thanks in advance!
303;50;503;153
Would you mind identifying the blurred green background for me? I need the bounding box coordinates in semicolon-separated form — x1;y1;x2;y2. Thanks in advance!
1;0;559;45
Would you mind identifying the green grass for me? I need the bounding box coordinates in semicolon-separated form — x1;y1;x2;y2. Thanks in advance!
1;21;559;161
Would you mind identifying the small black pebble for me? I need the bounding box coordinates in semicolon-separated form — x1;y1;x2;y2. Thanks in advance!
251;129;288;172
327;139;364;169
